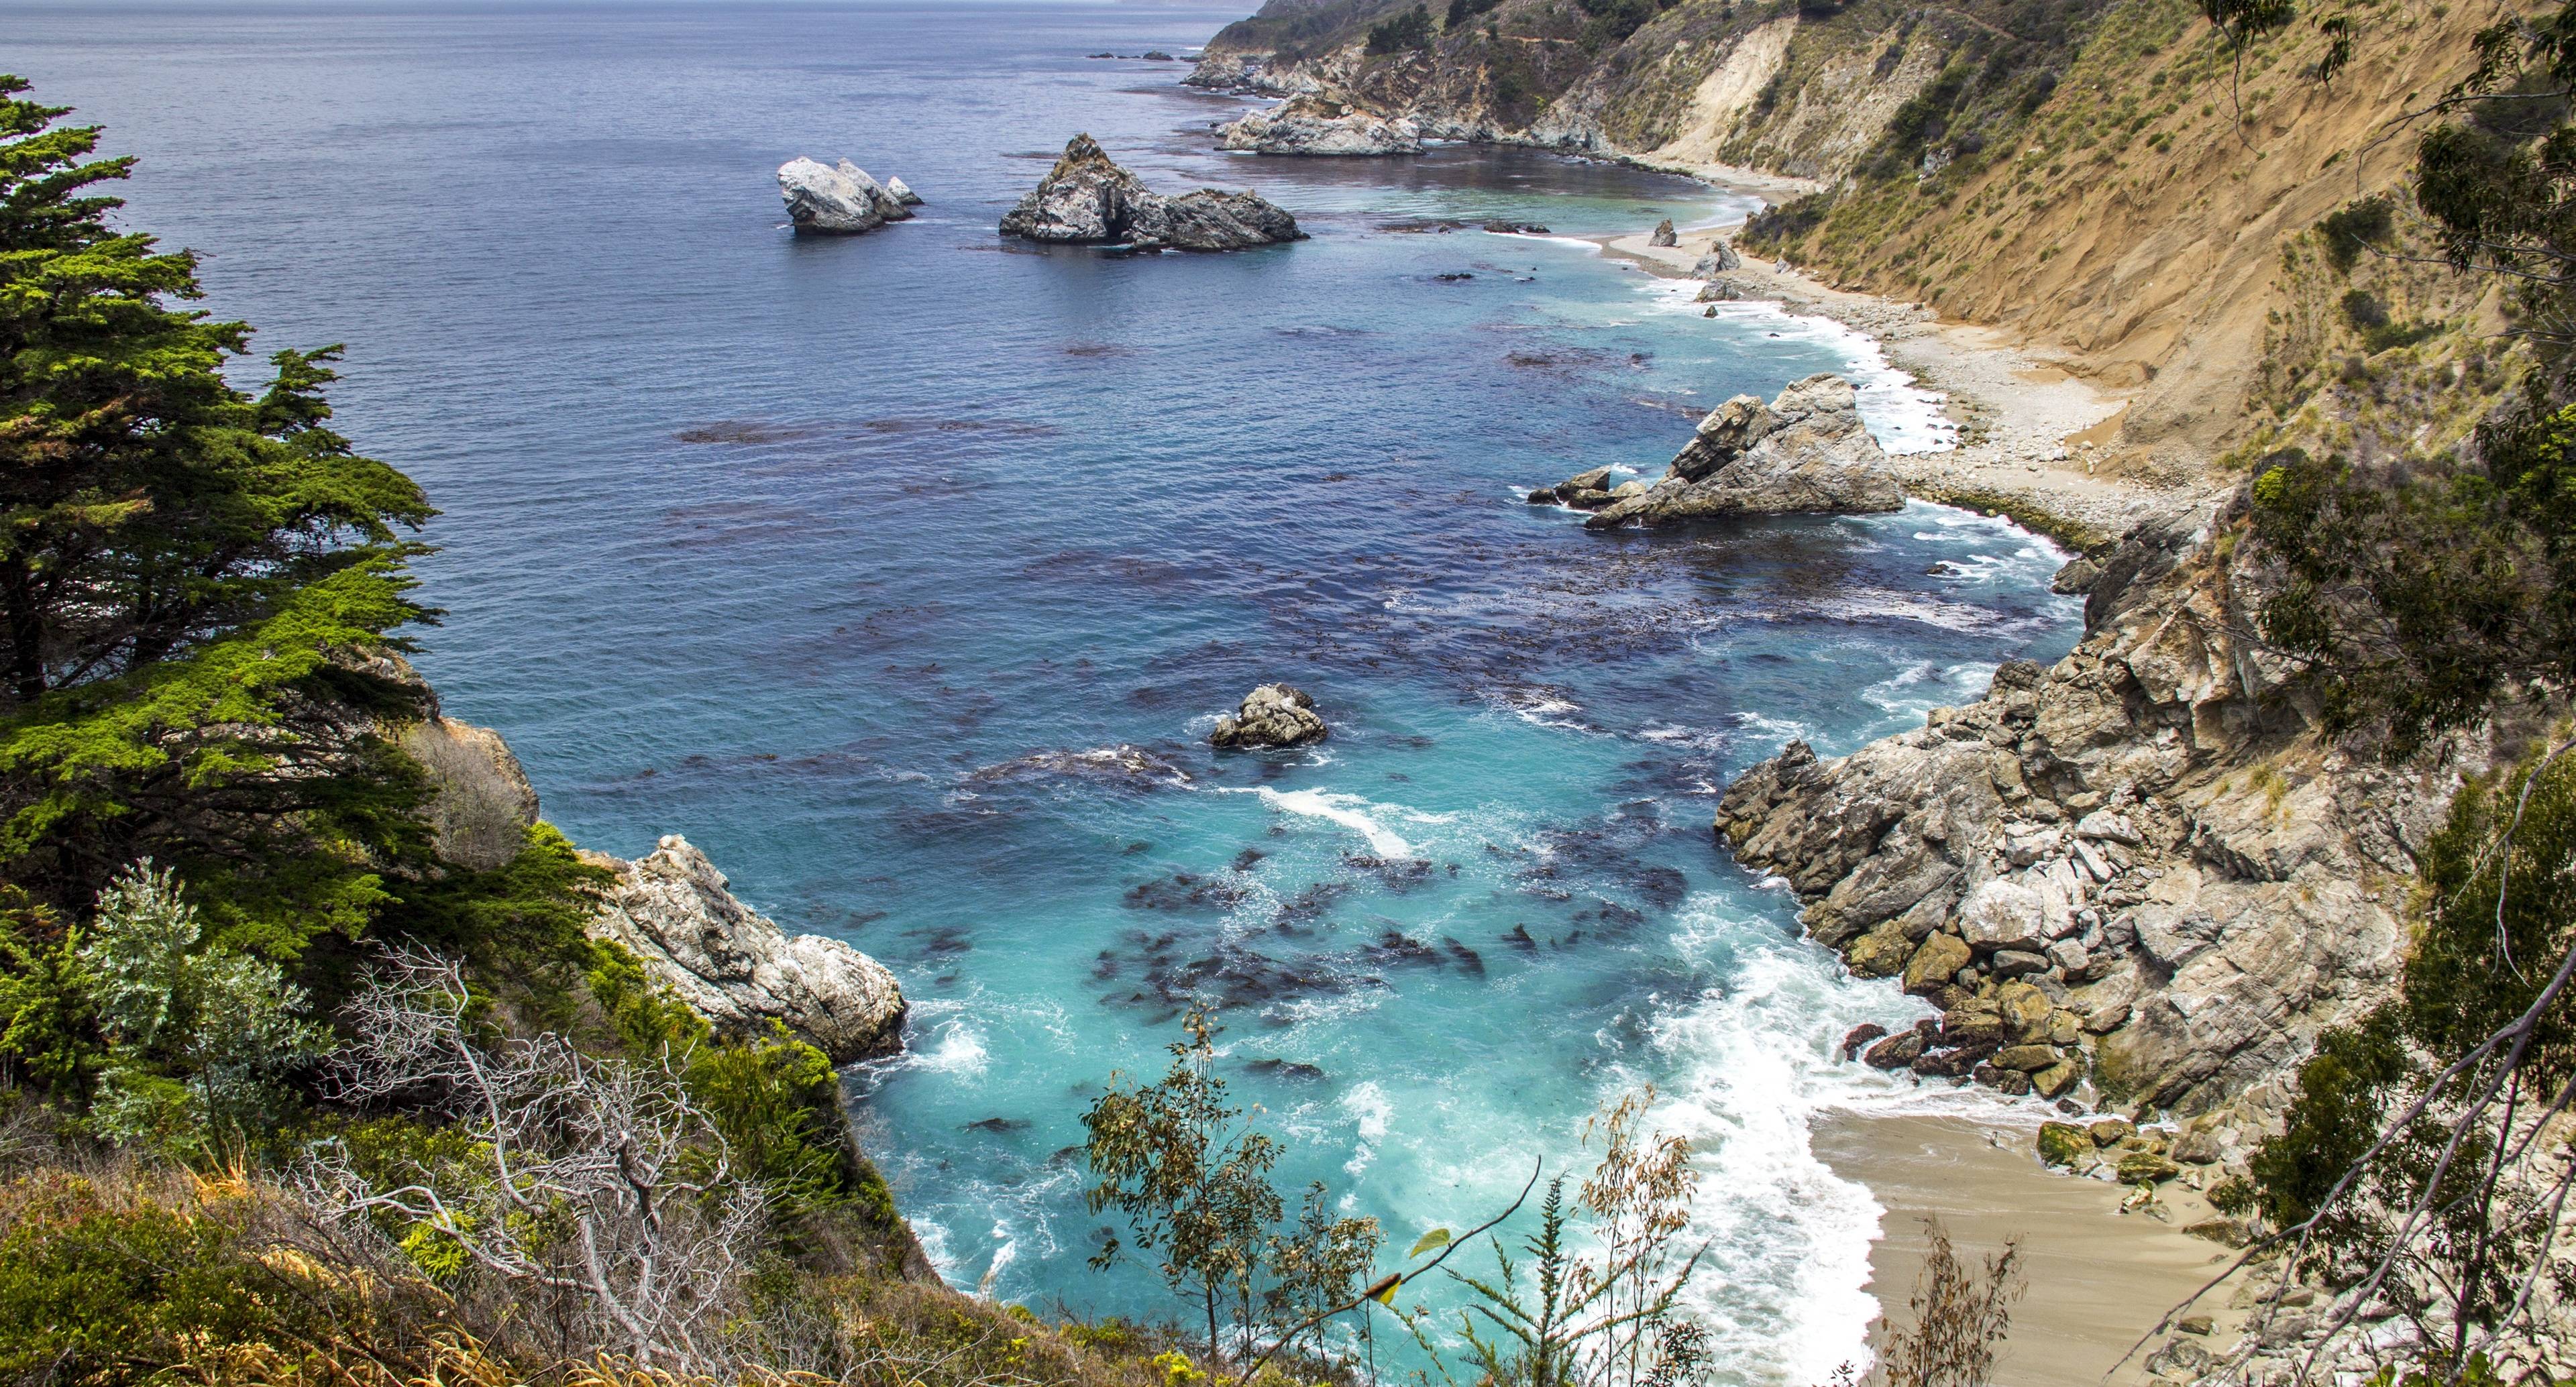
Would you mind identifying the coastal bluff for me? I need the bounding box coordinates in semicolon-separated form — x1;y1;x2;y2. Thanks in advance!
403;692;907;1065
1714;506;2481;1154
1216;94;1421;155
1001;133;1303;251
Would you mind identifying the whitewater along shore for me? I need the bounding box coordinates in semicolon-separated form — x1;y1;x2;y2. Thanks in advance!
1589;209;2222;550
1582;203;2257;1377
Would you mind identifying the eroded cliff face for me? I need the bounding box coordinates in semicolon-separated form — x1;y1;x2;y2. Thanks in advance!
1715;510;2482;1148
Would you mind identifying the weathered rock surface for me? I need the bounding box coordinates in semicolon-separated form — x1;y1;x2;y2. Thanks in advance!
777;156;916;234
1649;218;1678;247
1002;134;1303;251
1693;242;1743;276
587;835;908;1064
1210;683;1329;748
1217;94;1423;154
1584;374;1905;529
1715;500;2481;1127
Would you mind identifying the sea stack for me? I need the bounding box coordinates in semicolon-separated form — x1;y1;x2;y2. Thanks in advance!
1574;374;1906;528
1001;134;1304;251
1210;683;1329;748
777;156;916;234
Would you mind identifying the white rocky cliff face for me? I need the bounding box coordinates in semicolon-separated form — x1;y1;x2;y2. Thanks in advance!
405;710;906;1064
586;836;908;1064
1217;95;1424;154
1713;508;2480;1152
777;156;918;235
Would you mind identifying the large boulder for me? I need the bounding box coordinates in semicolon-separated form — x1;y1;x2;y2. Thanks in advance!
1692;241;1743;275
1584;374;1904;529
588;836;908;1064
777;157;916;235
1002;134;1303;251
1217;95;1424;155
1211;683;1329;748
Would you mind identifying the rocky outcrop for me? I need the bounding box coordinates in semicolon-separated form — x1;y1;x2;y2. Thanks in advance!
777;157;917;234
588;835;908;1065
1649;219;1678;247
1210;683;1329;748
1715;506;2478;1135
1693;242;1743;276
1582;374;1904;529
400;698;908;1066
1001;135;1304;251
1218;94;1423;154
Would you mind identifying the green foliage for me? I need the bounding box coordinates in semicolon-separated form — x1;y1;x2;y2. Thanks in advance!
1572;0;1674;53
689;1021;856;1215
2251;745;2576;1340
1445;0;1502;27
0;74;439;952
2248;433;2576;755
80;861;329;1157
1366;4;1436;54
0;891;99;1097
2320;196;2394;273
0;1172;322;1385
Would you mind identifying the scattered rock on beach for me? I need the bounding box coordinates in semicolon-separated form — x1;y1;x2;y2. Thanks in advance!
1649;218;1677;247
1218;94;1423;155
1002;134;1303;251
777;156;916;234
1582;374;1904;529
1210;683;1329;748
1693;241;1742;275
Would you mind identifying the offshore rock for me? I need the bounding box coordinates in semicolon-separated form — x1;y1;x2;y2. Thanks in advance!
1218;94;1424;155
886;175;923;206
777;156;916;234
588;836;908;1064
1211;683;1329;749
1002;134;1303;251
1585;374;1904;529
1715;497;2485;1131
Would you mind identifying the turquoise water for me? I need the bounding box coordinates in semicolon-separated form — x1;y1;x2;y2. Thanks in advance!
9;5;2081;1379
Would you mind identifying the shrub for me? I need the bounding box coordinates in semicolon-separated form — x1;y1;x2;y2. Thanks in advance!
1366;5;1434;54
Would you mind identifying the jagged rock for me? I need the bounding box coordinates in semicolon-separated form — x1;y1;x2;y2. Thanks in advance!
1839;1021;1889;1059
2116;1150;2183;1184
886;176;922;205
1903;932;1972;993
402;716;540;872
1649;218;1678;247
1990;947;2051;978
2038;1121;2090;1166
777;157;916;234
1912;1044;1990;1077
1585;375;1904;529
2031;1058;2082;1098
1845;920;1917;978
1218;94;1424;155
1692;241;1742;275
1864;1028;1929;1068
1696;282;1737;302
1992;1043;2061;1072
2051;555;2102;594
1211;683;1328;748
2145;1339;2212;1378
1002;134;1303;251
2088;1117;2135;1145
1483;219;1550;234
1713;498;2482;1121
588;836;907;1064
1974;1063;2033;1096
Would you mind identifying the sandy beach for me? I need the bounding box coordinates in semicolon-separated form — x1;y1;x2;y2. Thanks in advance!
1815;1114;2257;1387
1587;212;2222;549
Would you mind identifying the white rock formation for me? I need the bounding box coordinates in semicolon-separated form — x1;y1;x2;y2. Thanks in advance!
588;836;907;1064
1217;95;1424;156
777;156;916;235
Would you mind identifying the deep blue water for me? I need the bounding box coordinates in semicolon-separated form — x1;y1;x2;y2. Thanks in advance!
5;5;2082;1380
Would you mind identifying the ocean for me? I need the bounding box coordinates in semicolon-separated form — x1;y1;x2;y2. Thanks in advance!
5;5;2082;1380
